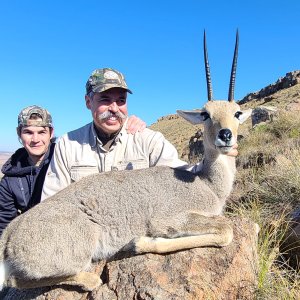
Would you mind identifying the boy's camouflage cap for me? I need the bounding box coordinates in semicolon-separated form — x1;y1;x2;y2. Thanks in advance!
86;68;132;95
18;105;53;127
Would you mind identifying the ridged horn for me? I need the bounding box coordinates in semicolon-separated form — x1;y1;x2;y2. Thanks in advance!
204;30;213;101
228;30;239;102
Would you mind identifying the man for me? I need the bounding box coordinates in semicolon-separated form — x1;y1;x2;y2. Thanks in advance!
42;68;238;200
0;106;55;235
41;68;190;199
0;104;145;236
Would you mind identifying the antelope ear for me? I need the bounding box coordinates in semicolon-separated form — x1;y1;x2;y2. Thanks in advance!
238;108;252;124
177;109;206;125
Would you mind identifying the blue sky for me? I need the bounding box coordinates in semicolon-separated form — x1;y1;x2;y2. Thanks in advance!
1;0;299;152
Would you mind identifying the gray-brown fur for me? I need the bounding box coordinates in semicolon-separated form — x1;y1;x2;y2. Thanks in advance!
0;100;252;291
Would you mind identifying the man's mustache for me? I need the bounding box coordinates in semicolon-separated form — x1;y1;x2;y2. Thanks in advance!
98;111;127;121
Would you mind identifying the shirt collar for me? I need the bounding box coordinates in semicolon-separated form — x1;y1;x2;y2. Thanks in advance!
90;118;129;147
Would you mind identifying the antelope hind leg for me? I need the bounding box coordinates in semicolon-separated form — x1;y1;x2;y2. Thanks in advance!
8;271;101;292
123;212;233;254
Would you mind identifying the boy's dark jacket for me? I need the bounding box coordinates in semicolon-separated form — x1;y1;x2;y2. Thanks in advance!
0;143;55;236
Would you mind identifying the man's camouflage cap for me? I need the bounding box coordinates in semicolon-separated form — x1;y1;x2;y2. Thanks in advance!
18;105;53;127
86;68;132;95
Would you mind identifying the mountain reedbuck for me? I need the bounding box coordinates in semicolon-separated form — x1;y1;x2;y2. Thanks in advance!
0;31;252;291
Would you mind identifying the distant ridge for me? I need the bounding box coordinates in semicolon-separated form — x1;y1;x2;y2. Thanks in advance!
239;70;300;104
0;152;12;177
0;151;13;155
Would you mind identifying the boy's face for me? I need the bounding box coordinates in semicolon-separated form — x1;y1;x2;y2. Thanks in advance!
18;119;53;161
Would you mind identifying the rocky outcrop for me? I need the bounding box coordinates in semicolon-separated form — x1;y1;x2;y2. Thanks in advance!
184;129;204;164
239;70;300;105
251;106;278;127
157;114;179;122
1;217;258;300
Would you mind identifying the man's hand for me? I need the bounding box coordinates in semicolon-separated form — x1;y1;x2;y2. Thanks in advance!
227;143;238;157
126;115;146;134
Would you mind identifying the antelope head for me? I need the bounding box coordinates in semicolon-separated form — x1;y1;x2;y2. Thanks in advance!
178;30;252;154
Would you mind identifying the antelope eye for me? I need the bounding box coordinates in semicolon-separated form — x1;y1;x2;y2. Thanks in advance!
235;111;243;119
200;111;210;121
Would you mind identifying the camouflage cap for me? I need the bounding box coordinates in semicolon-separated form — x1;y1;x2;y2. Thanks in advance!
86;68;132;95
18;105;53;128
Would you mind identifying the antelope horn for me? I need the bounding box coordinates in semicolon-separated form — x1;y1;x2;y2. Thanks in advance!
228;29;239;102
204;30;213;101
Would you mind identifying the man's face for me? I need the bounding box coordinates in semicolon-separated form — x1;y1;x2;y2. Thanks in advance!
18;120;53;161
85;87;128;135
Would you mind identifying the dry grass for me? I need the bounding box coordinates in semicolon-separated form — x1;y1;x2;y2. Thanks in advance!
256;214;300;299
228;198;299;299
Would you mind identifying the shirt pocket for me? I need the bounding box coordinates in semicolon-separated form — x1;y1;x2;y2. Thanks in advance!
113;159;149;171
70;165;98;182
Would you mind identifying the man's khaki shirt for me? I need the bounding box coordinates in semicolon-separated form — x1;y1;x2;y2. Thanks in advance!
41;121;189;200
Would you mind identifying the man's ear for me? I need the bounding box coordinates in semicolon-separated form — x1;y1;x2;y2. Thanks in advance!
238;109;252;124
85;95;91;109
177;109;206;125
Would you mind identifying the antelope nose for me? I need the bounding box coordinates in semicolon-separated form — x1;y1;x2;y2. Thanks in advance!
218;129;232;142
